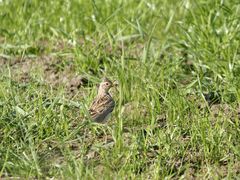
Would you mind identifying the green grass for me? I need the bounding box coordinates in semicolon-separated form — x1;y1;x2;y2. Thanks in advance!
0;0;240;179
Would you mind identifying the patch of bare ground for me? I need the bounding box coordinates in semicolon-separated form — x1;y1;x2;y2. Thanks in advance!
0;57;6;67
38;139;65;168
1;37;145;92
195;161;240;179
0;39;83;83
187;92;240;120
121;101;167;134
210;103;239;119
41;56;90;96
2;54;90;97
84;133;115;163
38;125;116;175
8;57;33;83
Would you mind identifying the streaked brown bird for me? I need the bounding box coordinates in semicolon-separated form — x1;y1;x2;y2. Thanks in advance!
89;77;115;123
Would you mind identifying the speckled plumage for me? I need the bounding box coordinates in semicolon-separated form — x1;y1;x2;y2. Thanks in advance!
89;78;115;123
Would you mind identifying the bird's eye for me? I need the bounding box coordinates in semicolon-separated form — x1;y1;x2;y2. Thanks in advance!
105;82;109;86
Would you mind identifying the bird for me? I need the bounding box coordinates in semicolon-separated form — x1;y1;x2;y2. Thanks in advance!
89;77;116;123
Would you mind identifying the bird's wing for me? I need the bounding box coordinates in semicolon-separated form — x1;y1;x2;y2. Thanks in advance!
89;94;115;121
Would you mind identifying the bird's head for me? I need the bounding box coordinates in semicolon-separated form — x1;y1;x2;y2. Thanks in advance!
98;77;113;94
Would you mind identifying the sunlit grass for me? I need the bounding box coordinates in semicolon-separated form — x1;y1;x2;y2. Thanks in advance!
0;0;240;179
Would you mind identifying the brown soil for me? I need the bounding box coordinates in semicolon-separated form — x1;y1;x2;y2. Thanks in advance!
1;54;90;97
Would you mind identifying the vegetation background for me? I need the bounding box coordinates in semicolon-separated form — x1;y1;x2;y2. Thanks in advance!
0;0;240;179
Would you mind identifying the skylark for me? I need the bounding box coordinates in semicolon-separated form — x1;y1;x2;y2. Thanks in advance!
89;77;115;123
